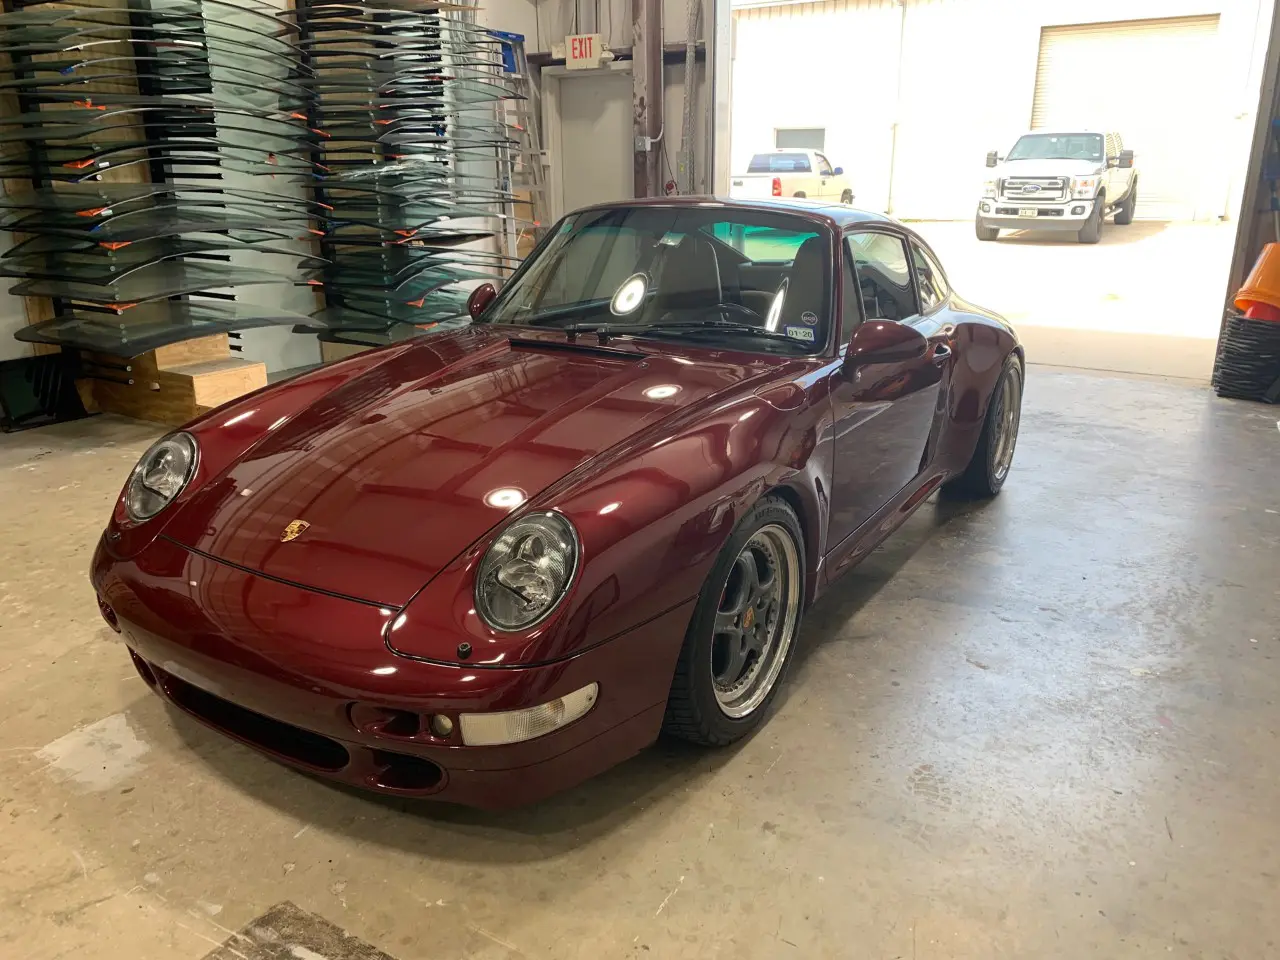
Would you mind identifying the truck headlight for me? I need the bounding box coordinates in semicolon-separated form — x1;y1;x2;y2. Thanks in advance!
125;432;198;522
475;512;579;631
1071;176;1099;199
982;179;997;198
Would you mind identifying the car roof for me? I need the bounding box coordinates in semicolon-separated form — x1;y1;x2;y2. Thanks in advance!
570;196;896;231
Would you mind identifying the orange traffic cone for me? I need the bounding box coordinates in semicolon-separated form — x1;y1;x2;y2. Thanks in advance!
1234;243;1280;321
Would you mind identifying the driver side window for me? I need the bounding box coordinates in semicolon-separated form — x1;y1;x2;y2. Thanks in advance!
909;241;949;314
816;152;835;176
846;232;916;322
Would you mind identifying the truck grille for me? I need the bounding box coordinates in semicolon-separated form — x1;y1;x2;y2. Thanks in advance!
1000;177;1068;201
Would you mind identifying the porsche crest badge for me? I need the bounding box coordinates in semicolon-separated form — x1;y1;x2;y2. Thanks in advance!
280;520;310;542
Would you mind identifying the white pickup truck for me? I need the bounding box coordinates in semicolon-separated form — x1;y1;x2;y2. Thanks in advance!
976;130;1138;244
729;149;854;204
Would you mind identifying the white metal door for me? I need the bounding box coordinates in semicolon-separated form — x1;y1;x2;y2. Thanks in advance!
1031;16;1224;221
557;70;633;214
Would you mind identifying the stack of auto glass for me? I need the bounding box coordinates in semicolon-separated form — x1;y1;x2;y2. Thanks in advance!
0;0;324;358
290;0;516;344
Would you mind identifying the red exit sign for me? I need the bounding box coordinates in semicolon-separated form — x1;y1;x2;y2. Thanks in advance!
565;33;604;70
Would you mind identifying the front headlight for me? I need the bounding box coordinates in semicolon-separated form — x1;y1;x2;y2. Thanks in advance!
125;432;198;522
983;179;997;198
475;512;579;631
1071;176;1099;199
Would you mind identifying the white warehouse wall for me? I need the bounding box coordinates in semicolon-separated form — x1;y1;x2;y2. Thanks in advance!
730;0;1271;220
483;0;717;204
486;0;710;54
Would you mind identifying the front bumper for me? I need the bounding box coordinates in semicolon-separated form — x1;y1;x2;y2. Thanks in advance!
976;196;1096;230
91;535;691;808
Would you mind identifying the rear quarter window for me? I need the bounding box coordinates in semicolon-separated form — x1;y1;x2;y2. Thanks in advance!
747;153;812;173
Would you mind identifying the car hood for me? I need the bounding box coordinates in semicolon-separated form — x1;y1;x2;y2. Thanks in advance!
997;158;1103;178
165;326;781;607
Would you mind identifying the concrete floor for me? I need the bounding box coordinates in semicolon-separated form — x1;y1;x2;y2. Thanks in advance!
1;368;1278;959
914;221;1237;380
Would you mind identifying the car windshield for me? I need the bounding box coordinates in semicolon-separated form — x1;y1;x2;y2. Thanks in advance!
747;153;812;173
480;206;833;354
1006;133;1103;162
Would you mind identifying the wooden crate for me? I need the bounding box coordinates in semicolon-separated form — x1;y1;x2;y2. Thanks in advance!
77;335;267;426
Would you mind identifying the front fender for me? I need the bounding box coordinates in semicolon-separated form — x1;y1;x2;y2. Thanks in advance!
387;391;829;668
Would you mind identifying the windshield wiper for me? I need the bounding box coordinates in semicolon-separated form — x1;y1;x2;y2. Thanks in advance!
562;318;808;348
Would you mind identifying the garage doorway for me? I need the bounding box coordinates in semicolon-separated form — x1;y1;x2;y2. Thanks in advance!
543;64;634;219
722;0;1271;381
1032;16;1226;222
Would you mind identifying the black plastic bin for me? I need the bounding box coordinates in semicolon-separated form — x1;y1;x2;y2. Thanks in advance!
1212;310;1280;403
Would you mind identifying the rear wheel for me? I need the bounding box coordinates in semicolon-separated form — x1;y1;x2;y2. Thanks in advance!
1115;183;1137;225
976;217;999;241
1077;197;1104;243
663;497;805;746
793;191;807;198
944;355;1023;498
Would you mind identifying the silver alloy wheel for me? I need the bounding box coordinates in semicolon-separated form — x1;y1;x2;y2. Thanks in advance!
711;523;801;719
991;367;1022;481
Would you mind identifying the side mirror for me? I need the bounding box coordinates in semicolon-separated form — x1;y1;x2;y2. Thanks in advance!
832;166;844;176
985;150;999;168
467;282;497;319
847;321;929;366
1118;149;1134;169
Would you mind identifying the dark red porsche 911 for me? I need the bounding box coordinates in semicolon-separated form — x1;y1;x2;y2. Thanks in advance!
91;198;1023;808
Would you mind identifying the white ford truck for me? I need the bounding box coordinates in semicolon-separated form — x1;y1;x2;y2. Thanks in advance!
729;149;854;204
975;131;1137;244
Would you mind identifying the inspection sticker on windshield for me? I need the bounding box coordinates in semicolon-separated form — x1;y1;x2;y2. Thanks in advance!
784;325;815;342
800;311;818;326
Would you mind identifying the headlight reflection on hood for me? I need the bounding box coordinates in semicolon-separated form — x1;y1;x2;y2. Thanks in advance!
124;432;198;522
475;512;579;631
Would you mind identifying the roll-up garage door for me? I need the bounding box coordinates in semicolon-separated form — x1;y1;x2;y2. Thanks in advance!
1031;16;1223;221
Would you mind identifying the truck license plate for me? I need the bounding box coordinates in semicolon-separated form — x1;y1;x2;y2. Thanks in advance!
1018;207;1038;217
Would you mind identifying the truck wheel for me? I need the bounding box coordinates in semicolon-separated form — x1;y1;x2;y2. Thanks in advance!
1115;183;1137;225
793;191;806;198
1077;199;1103;244
975;217;999;241
840;189;853;204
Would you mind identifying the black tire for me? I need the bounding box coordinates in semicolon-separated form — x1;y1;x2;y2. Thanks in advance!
663;496;806;746
943;355;1023;498
975;217;999;241
793;191;806;198
840;189;854;204
1115;182;1137;225
1077;196;1104;243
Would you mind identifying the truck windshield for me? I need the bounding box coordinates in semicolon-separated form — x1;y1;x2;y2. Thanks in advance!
747;153;812;173
480;206;833;354
1006;134;1103;162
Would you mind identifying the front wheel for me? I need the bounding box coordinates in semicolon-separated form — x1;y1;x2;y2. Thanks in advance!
976;217;999;241
840;189;854;204
793;191;807;198
1077;198;1103;243
943;355;1023;498
663;497;805;746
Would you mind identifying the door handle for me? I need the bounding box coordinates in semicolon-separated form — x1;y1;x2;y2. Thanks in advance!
930;343;952;365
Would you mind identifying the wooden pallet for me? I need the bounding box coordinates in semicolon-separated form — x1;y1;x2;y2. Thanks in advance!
77;335;267;426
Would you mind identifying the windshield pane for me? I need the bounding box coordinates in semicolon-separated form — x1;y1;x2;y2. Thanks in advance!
1007;134;1103;162
483;206;832;353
